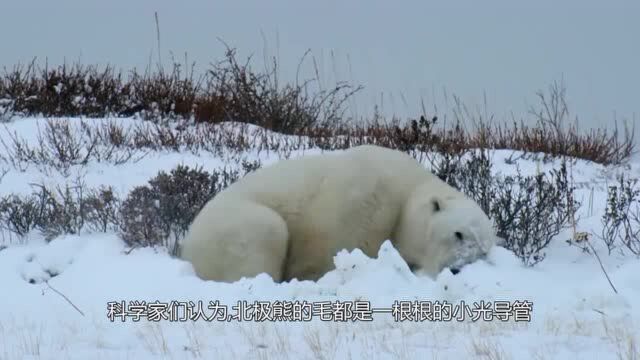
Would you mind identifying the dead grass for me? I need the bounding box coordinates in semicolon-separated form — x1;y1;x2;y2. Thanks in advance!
599;315;640;360
137;322;172;357
0;318;46;360
379;336;414;360
529;345;557;360
544;316;563;337
569;315;594;338
0;320;9;360
302;323;340;360
182;322;204;358
468;337;511;360
0;312;637;359
617;336;639;360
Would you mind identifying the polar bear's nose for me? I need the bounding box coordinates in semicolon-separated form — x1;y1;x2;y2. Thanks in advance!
450;268;460;275
407;262;419;272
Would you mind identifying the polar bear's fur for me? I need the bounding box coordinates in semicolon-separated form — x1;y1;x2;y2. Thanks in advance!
179;145;503;283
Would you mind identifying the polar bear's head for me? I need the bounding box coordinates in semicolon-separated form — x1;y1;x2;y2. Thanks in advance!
396;190;504;277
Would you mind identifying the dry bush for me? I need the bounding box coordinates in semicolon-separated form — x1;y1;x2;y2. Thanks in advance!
597;174;640;256
0;194;45;239
0;118;140;174
0;177;93;241
196;47;363;134
0;48;362;136
0;163;260;248
0;117;305;174
0;59;133;118
118;162;259;255
0;53;634;165
430;148;580;266
83;186;120;233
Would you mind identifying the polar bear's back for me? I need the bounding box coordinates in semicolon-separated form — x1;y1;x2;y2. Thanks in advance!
220;145;432;204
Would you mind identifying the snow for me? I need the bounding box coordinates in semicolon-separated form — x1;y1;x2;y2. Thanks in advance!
0;116;639;359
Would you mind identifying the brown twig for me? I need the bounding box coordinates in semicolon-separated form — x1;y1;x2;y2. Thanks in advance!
44;280;85;317
586;239;618;294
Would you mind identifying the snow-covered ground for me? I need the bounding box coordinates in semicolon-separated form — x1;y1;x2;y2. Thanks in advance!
0;117;639;359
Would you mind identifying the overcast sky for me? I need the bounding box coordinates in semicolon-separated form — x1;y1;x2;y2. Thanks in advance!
1;0;638;133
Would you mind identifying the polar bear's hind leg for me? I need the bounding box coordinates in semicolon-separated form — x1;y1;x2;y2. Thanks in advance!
180;201;289;283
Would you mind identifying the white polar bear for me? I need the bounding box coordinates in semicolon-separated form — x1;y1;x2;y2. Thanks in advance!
179;145;503;283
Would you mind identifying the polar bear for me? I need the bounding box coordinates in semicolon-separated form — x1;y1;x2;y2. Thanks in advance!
179;145;503;283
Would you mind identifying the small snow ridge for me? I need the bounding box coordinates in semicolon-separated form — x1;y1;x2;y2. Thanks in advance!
16;233;124;285
486;245;523;269
17;235;84;284
324;241;416;284
315;241;438;307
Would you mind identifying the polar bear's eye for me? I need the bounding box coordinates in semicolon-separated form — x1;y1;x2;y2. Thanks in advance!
454;231;464;241
432;199;441;212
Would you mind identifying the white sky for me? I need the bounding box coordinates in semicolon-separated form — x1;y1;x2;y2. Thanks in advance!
1;0;638;133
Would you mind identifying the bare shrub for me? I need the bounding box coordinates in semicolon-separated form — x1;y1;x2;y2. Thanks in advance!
118;162;259;255
598;174;640;256
0;177;122;242
431;149;579;266
118;186;167;249
0;98;13;122
31;179;89;241
197;46;362;134
0;60;132;118
0;126;38;172
35;119;98;175
0;49;363;135
525;81;635;165
0;182;82;242
0;194;45;239
0;118;141;173
83;186;121;233
430;149;494;216
490;161;579;266
1;53;633;165
147;165;224;242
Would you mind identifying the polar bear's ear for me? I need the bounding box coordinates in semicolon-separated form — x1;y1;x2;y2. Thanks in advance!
431;199;441;212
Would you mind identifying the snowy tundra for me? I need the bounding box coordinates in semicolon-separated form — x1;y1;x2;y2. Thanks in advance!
0;117;638;360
